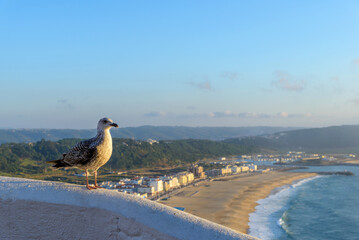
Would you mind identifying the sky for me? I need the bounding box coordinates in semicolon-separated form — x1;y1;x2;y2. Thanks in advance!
1;1;359;129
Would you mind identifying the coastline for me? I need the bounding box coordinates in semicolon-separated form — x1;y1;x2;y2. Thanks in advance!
159;171;317;234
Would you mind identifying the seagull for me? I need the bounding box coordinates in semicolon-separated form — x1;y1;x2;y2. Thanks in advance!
47;117;119;190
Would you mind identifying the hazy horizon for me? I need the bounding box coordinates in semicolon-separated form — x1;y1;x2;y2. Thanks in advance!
0;123;356;131
0;125;303;130
1;1;359;129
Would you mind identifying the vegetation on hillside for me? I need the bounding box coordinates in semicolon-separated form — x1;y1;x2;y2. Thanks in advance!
0;138;255;176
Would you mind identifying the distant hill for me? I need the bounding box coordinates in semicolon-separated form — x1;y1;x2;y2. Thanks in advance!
0;126;298;144
224;125;359;153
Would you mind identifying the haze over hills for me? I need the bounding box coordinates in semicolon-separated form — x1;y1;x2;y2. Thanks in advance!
3;125;359;153
0;126;299;144
225;125;359;153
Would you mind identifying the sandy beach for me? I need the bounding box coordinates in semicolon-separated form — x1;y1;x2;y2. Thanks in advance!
159;171;317;234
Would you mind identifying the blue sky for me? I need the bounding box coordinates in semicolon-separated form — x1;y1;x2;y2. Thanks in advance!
1;1;359;128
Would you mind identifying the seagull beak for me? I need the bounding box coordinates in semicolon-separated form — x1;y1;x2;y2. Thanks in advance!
111;123;119;128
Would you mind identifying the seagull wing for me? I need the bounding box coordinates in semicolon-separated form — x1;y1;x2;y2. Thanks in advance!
62;138;98;166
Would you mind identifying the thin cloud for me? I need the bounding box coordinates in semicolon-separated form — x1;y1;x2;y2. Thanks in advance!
210;111;239;118
351;98;359;105
220;71;239;80
209;111;271;119
209;111;311;119
272;71;305;92
260;87;274;93
144;111;168;117
277;112;312;118
144;111;312;119
352;59;359;66
187;81;212;90
331;76;340;81
277;112;289;118
237;112;272;118
57;99;74;109
145;111;208;119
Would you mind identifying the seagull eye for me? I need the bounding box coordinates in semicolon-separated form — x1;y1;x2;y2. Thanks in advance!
104;120;108;123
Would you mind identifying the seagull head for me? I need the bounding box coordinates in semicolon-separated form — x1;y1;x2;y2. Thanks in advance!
97;117;119;131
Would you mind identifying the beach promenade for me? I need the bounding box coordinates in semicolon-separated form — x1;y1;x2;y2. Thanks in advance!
159;171;317;233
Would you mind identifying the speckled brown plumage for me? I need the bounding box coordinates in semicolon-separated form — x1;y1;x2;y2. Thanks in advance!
47;117;119;190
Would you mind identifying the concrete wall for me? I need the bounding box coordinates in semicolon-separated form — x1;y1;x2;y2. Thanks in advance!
0;177;258;240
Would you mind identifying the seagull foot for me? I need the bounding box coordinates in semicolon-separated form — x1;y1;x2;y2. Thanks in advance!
86;185;97;190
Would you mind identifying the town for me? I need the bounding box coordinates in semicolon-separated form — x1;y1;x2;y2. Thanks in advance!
98;151;357;200
100;162;260;200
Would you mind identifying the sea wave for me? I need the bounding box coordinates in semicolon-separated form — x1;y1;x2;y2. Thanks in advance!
248;176;321;240
278;211;292;236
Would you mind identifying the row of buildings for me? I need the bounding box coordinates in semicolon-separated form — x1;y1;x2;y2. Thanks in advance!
238;152;347;163
100;172;196;198
205;164;257;177
100;163;259;199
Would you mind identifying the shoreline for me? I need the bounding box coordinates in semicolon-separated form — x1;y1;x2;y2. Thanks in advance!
159;171;317;234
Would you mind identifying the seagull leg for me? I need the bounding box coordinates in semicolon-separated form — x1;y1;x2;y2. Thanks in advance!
86;169;95;190
94;170;102;188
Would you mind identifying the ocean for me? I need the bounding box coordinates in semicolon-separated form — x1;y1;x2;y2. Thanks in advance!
248;165;359;240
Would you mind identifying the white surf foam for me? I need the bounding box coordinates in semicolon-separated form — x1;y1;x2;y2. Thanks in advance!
248;176;321;240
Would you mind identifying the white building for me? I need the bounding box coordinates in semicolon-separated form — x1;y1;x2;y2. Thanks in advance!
119;188;134;194
163;180;172;191
130;178;143;185
186;173;194;183
137;186;155;195
221;167;232;175
100;181;125;189
160;176;174;191
171;177;180;188
248;164;257;171
231;165;240;174
148;179;164;193
240;166;249;172
177;175;188;186
146;138;159;145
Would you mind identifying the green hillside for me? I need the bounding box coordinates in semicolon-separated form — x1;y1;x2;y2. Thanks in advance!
0;138;255;177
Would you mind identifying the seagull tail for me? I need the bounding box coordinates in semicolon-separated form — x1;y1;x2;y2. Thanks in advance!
46;159;71;169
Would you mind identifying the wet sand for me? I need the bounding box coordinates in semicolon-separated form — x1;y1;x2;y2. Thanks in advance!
159;171;317;234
